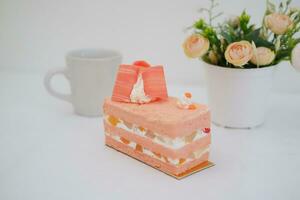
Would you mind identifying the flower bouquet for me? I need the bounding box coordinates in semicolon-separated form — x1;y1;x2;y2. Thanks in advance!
183;0;300;128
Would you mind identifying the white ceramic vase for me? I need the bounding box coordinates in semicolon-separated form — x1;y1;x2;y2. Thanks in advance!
203;62;276;128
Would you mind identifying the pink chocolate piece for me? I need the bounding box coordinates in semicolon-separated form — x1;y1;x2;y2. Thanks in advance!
111;65;138;102
103;97;210;138
142;66;168;100
105;135;209;176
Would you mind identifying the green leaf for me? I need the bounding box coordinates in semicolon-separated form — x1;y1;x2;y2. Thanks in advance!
220;31;233;43
244;28;274;49
254;38;275;49
244;28;260;40
276;49;291;61
239;11;250;33
194;19;206;30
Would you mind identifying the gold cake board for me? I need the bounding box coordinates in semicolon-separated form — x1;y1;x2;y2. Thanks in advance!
106;143;215;180
173;160;214;179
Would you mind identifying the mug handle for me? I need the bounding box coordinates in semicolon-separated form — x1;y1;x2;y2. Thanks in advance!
44;68;72;103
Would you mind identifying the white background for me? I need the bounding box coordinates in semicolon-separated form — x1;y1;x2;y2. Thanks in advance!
1;0;300;91
1;1;300;200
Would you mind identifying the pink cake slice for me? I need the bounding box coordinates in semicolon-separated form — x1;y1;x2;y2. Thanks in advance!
103;96;212;177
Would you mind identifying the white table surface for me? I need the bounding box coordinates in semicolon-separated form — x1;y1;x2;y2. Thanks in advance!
1;70;300;200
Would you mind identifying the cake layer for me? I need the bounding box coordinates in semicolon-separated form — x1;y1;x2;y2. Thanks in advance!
104;121;210;159
104;114;210;149
103;97;210;138
105;135;209;175
106;133;209;166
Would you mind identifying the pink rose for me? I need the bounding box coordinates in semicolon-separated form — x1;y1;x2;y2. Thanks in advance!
265;13;293;35
251;47;275;66
183;34;209;58
225;41;253;67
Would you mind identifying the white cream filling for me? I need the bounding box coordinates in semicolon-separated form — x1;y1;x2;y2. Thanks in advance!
129;74;151;103
106;132;210;166
105;115;208;150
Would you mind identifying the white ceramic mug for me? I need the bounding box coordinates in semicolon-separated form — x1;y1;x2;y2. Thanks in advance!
44;49;122;117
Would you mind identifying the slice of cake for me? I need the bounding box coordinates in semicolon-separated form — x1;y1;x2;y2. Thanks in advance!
103;61;213;179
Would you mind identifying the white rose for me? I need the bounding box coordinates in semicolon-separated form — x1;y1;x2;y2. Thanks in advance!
291;43;300;72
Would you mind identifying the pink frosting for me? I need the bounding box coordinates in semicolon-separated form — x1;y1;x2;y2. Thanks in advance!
103;97;211;138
